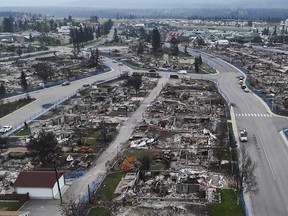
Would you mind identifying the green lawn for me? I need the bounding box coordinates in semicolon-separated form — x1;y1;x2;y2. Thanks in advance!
0;201;20;211
200;63;217;74
208;189;244;216
14;127;31;136
88;207;111;216
123;149;151;160
97;172;126;201
0;97;35;118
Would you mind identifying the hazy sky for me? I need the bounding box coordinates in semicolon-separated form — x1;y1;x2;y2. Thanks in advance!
1;0;288;8
1;0;72;6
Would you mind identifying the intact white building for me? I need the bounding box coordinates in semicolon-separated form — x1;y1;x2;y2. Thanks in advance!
13;171;65;199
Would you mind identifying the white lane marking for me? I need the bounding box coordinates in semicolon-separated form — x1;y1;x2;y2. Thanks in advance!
257;130;276;181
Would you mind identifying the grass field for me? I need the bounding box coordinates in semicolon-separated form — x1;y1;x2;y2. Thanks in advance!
208;189;244;216
14;127;31;136
97;172;126;201
0;97;35;118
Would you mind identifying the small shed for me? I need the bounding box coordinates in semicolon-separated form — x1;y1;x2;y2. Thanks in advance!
13;171;65;199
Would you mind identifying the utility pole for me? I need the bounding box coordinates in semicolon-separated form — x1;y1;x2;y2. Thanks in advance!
53;162;63;204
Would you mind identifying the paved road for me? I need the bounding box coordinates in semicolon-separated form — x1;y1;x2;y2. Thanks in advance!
64;76;169;197
19;68;169;216
188;48;288;216
2;47;288;215
0;58;122;131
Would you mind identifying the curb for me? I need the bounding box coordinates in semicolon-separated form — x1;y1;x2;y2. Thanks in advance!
217;57;287;119
230;107;254;216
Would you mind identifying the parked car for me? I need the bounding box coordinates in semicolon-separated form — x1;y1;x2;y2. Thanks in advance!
239;76;244;80
112;60;117;63
244;87;249;93
149;69;156;72
0;126;13;133
118;62;123;66
83;83;90;87
62;81;70;86
177;70;187;74
241;84;247;89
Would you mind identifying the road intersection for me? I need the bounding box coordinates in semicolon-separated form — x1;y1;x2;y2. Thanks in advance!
1;49;287;216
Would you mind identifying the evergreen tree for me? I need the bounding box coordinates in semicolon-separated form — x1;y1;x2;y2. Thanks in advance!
32;63;54;83
89;48;100;68
281;25;285;35
137;41;144;55
79;25;84;45
113;28;119;43
90;16;98;22
151;27;161;52
194;57;200;73
198;55;203;65
20;71;28;93
3;16;14;32
28;130;60;165
88;27;94;41
138;27;147;41
272;25;277;35
84;26;89;42
0;84;6;98
96;25;101;39
169;36;179;56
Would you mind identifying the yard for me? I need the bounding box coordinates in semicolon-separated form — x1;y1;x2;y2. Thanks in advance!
0;201;20;211
0;97;35;118
208;189;244;216
97;172;126;201
14;127;31;136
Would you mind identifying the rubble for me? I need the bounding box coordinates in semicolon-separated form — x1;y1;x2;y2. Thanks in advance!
108;78;230;214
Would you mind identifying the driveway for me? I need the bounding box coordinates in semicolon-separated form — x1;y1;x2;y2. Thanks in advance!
20;200;62;216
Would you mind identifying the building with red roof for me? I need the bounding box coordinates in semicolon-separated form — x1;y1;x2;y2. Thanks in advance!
13;171;65;199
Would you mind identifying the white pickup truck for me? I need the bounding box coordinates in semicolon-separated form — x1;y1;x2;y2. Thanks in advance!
239;129;248;142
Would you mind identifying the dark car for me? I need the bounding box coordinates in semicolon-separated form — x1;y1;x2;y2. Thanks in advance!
149;69;156;72
83;83;90;87
62;81;70;86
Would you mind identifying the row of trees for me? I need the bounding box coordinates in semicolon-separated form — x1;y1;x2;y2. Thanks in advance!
2;16;14;32
70;25;94;47
70;19;114;49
